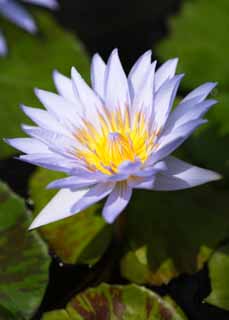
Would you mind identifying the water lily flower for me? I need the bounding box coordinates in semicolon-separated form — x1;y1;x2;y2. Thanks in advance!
0;0;58;56
6;49;221;229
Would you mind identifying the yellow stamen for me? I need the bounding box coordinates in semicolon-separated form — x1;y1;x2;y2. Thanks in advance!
74;109;156;174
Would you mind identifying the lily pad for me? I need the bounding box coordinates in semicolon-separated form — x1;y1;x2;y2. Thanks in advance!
41;283;187;319
205;245;229;311
29;168;113;265
121;184;229;286
0;9;89;158
0;182;50;319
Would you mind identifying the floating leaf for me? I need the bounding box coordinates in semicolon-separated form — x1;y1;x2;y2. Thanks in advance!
0;9;89;158
121;185;229;285
41;283;187;319
0;182;50;319
29;168;112;265
205;245;229;311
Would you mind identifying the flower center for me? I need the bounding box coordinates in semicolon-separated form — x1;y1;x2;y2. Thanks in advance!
73;109;156;174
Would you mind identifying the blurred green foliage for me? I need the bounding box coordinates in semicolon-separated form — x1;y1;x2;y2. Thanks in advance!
0;9;89;158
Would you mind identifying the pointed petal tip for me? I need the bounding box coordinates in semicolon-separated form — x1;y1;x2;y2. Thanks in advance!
212;171;223;181
34;87;40;96
103;215;116;224
52;69;59;78
71;66;79;79
28;217;44;230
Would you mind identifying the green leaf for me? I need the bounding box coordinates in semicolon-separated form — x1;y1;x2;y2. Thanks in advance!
29;168;112;265
156;0;229;178
0;9;89;159
156;0;229;91
205;245;229;311
41;283;187;319
183;93;229;180
0;182;51;319
121;185;229;285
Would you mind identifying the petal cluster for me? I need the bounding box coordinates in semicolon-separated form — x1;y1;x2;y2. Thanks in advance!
0;0;58;56
6;49;221;228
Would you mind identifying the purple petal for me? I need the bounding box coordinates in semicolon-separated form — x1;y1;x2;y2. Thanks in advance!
105;49;130;112
91;53;106;99
21;105;69;135
4;137;49;154
182;82;217;103
128;175;156;190
164;99;217;135
128;50;152;100
132;61;156;115
22;0;58;9
152;74;184;131
34;89;82;127
0;0;37;33
159;118;207;149
21;125;79;156
29;188;89;229
154;156;221;191
53;70;76;103
71;182;115;214
102;182;132;223
155;58;178;91
19;153;78;172
47;171;107;190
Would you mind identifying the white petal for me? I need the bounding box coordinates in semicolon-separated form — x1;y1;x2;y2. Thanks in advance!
102;182;132;223
105;49;130;112
47;171;107;189
19;153;78;172
53;70;76;103
29;188;89;229
128;50;152;99
5;137;50;154
155;58;178;92
0;0;36;33
21;125;79;156
21;105;69;135
159;118;207;146
154;156;221;191
164;99;217;135
182;82;217;103
91;53;106;99
71;182;115;214
153;74;184;131
132;61;156;115
71;67;102;128
147;137;184;166
34;89;82;130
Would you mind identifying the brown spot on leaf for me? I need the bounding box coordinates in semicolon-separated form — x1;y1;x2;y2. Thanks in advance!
110;287;125;318
0;191;9;203
146;297;153;318
71;291;110;320
159;304;173;320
